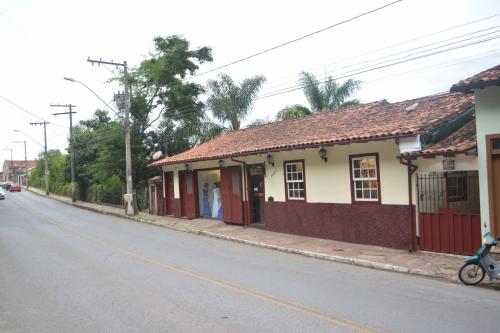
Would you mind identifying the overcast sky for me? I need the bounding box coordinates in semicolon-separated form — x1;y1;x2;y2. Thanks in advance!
1;0;499;167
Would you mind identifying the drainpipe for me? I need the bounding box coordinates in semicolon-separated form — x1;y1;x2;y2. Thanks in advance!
400;158;418;252
231;158;250;227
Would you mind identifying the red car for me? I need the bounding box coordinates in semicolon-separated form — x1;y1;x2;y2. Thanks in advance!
9;183;21;192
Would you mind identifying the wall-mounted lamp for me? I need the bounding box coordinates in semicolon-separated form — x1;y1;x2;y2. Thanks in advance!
218;159;225;169
319;147;328;163
185;163;190;171
266;153;275;167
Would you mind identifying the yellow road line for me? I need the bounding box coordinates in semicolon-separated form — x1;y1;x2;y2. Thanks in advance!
12;196;388;333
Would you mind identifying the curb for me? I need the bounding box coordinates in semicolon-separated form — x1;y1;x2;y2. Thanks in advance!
24;187;455;282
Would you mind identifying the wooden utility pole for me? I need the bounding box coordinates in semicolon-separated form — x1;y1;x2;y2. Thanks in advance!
30;121;50;195
87;57;136;215
51;103;77;202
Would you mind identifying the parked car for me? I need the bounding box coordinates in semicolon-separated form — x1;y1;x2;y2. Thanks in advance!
9;183;21;192
0;182;12;190
0;188;5;200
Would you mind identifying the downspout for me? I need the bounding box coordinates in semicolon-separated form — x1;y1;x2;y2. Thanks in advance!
400;157;418;252
231;158;250;227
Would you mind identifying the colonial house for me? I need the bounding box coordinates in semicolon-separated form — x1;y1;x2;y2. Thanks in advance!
450;64;500;243
148;86;487;252
2;160;37;184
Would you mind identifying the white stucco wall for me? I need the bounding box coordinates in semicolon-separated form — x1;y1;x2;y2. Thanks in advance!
160;139;409;205
264;139;408;205
475;86;500;234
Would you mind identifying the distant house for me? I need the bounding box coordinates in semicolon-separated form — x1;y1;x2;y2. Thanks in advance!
451;64;500;243
148;87;487;253
2;160;37;185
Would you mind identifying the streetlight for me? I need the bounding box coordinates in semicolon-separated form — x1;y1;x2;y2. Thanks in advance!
1;147;13;182
63;77;120;117
64;75;136;215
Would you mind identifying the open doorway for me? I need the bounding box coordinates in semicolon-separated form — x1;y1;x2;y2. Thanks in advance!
197;169;223;220
248;164;265;224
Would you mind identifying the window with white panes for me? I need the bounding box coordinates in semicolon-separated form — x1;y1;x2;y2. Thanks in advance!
285;161;305;200
351;155;379;202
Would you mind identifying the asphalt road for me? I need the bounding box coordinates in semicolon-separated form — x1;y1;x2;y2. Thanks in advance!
1;190;499;333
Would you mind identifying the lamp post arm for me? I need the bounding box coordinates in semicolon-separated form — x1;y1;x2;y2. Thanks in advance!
64;77;120;117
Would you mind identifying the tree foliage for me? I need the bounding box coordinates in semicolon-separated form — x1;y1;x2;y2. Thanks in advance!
207;73;266;131
275;104;312;121
299;71;361;113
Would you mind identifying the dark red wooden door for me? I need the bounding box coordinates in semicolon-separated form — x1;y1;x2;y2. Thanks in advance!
179;170;198;219
164;172;175;215
221;166;243;224
179;171;188;217
156;183;165;216
419;208;481;255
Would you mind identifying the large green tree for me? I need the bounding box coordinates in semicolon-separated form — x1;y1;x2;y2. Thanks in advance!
128;35;213;159
207;73;266;131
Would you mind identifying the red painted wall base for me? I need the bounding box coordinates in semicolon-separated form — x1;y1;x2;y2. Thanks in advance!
264;201;414;250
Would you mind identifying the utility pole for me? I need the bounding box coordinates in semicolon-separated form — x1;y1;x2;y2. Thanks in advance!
13;141;28;188
87;57;136;215
51;103;77;202
30;121;50;195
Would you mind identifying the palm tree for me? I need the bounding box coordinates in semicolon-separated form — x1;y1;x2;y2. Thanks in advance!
299;71;361;112
207;73;266;130
275;104;312;121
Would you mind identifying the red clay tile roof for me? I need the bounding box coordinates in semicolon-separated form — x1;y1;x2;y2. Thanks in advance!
3;160;37;169
402;119;476;157
450;64;500;92
149;92;474;167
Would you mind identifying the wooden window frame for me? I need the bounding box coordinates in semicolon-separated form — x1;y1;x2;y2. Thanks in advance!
283;159;306;202
349;153;381;204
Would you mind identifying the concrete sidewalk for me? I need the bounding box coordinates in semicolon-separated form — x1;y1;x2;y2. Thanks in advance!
22;187;496;285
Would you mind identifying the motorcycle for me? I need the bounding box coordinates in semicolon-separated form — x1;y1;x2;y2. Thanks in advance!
459;233;500;285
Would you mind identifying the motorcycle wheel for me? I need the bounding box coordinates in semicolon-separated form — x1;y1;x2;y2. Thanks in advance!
458;263;485;285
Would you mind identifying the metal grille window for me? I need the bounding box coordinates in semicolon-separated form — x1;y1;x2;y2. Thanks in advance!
446;172;467;202
351;156;379;201
285;161;305;200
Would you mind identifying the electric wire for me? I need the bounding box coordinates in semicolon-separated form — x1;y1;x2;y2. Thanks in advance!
260;12;500;90
188;0;403;79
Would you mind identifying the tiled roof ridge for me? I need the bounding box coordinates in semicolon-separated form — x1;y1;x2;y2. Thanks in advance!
451;64;500;92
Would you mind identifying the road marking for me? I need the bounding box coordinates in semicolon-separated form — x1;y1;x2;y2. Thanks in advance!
12;195;387;333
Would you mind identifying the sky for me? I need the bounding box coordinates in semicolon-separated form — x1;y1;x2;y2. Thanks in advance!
1;0;500;167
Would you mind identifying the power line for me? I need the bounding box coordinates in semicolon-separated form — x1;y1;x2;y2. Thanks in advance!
188;0;402;79
259;25;500;94
118;30;500;119
258;34;500;99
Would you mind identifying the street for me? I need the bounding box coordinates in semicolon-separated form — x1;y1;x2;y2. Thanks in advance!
1;191;499;333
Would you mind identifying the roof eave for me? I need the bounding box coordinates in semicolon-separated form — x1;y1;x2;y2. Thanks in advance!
450;79;500;93
151;134;416;168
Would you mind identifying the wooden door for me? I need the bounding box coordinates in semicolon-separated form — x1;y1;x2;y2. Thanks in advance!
493;155;500;236
488;135;500;236
221;166;243;224
164;172;175;215
185;171;198;219
179;171;188;217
